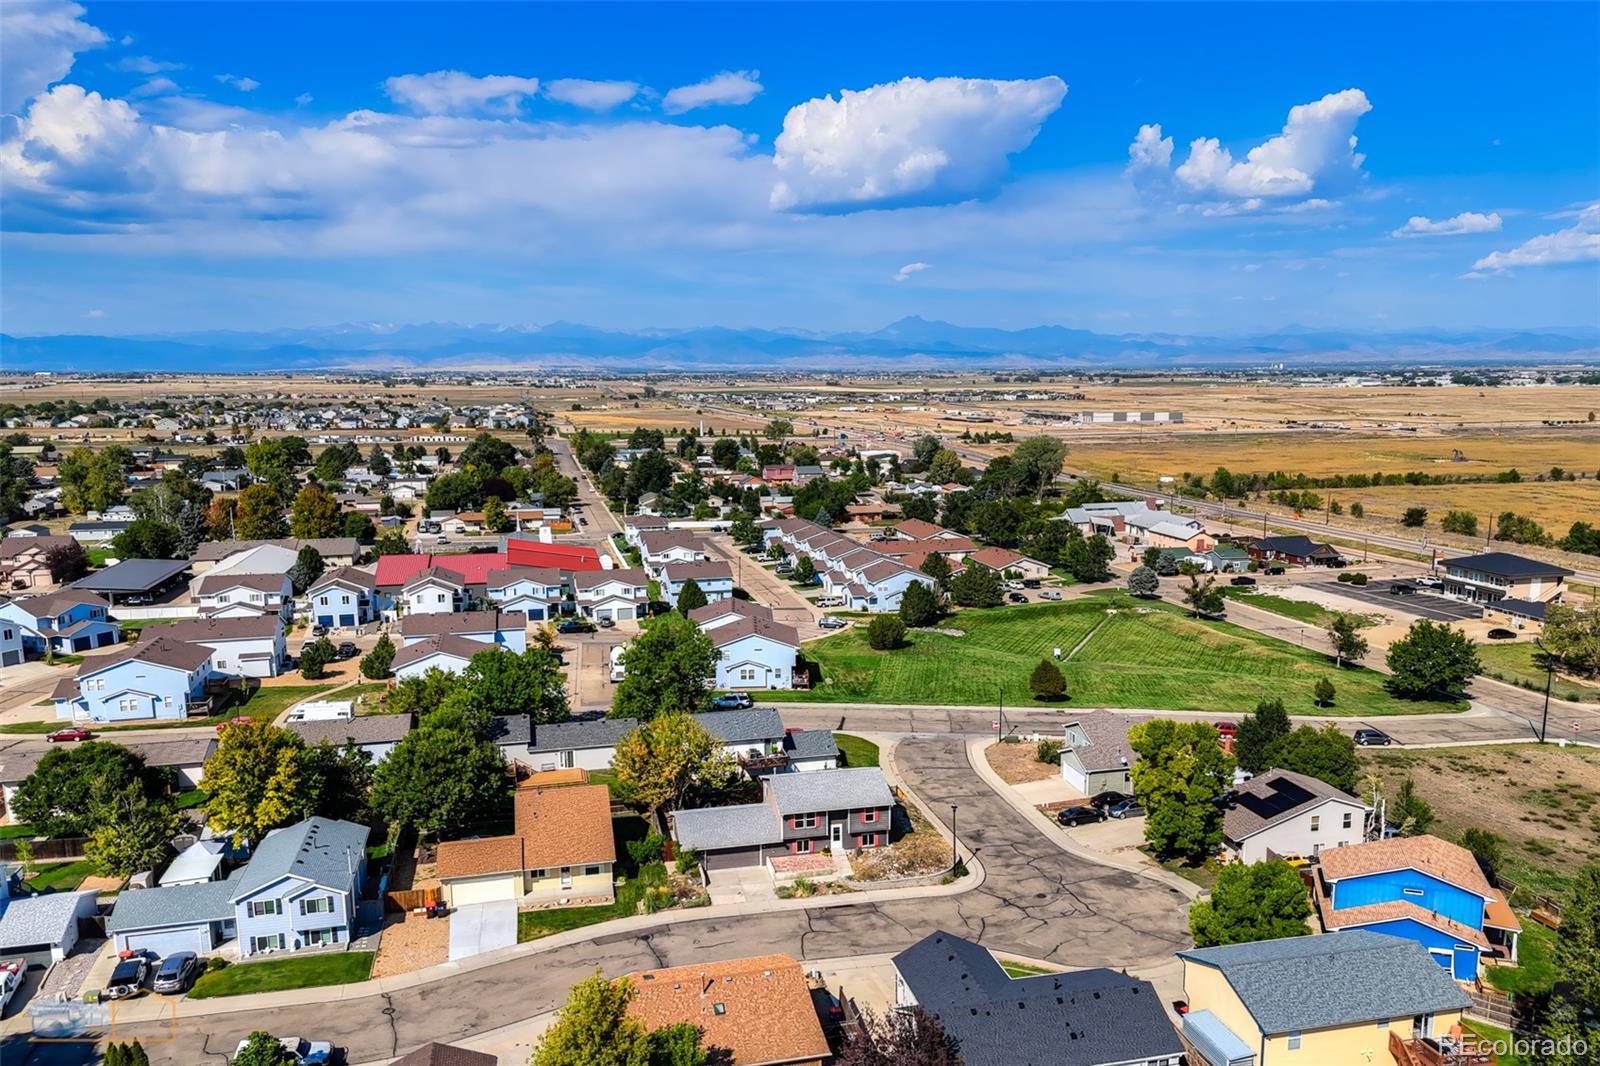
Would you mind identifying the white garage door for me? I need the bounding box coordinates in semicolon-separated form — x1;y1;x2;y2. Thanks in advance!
446;874;521;907
121;925;212;959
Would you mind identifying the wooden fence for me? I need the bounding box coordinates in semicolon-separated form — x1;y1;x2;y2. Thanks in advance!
384;887;442;913
0;837;88;863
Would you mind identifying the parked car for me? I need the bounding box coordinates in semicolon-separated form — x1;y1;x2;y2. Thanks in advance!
1022;579;1042;589
1214;721;1237;738
1415;577;1443;589
556;619;595;634
310;623;329;637
0;962;22;1015
233;1036;335;1065
1265;565;1286;575
818;616;848;630
1088;790;1133;811
104;956;150;1000
1229;575;1257;587
335;642;358;660
152;952;200;994
710;693;754;711
1107;798;1146;820
1277;853;1311;868
1389;583;1416;595
1040;589;1063;601
1486;628;1518;640
1007;592;1028;604
46;727;93;743
1055;805;1106;827
596;617;615;629
1353;726;1394;746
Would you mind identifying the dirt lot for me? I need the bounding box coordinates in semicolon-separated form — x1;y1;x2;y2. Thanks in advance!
1361;744;1600;897
370;910;450;978
849;801;952;881
984;740;1062;784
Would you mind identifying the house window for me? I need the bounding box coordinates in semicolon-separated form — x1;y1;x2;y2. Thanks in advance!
1376;1018;1388;1029
529;869;546;879
1343;812;1353;829
249;899;283;917
790;839;813;854
860;808;879;823
250;934;285;953
303;928;336;947
118;698;139;713
300;896;334;915
1310;816;1320;833
793;813;819;829
319;596;329;606
858;833;880;848
583;865;601;876
713;1003;726;1015
1287;1031;1302;1050
739;667;757;682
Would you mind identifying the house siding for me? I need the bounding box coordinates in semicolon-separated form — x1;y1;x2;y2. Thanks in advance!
1330;870;1486;930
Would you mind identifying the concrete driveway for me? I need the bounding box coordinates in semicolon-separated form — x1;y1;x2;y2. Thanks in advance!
0;661;70;719
449;901;518;962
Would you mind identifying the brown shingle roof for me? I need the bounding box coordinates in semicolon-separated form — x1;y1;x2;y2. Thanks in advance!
196;572;289;595
434;834;524;880
308;566;376;593
436;783;615;881
82;634;210;675
1317;834;1494;898
889;518;946;539
708;616;799;650
389;1043;496;1066
689;599;773;625
403;565;466;590
392;634;501;670
398;610;525;640
154;615;282;642
626;953;829;1066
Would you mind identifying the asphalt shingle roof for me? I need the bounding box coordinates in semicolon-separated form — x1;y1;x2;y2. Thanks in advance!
231;817;367;899
1177;931;1472;1034
766;766;892;814
0;890;98;950
286;715;413;747
784;729;839;761
672;802;782;851
525;716;637;754
1222;768;1365;841
107;873;241;932
1445;551;1574;579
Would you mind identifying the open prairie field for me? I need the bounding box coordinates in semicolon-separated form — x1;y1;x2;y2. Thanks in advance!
559;401;769;435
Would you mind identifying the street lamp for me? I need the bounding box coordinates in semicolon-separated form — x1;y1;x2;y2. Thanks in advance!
949;803;960;874
1535;637;1554;743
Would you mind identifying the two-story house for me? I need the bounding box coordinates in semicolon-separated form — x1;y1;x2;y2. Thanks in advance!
0;590;121;656
1443;551;1573;625
1177;932;1474;1066
1059;712;1147;797
156;615;288;679
106;817;368;958
0;619;21;668
671;766;893;873
0;535;75;591
658;561;734;608
621;514;670;548
1221;769;1371;864
306;567;381;628
706;617;799;690
434;784;616;908
518;708;789;775
573;568;649;622
195;572;294;619
485;566;568;621
1313;834;1521;979
638;530;707;576
52;637;213;723
397;609;526;652
401;566;468;615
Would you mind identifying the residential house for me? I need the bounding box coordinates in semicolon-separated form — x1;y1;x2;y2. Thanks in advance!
638;530;708;575
781;729;838;772
1442;551;1572;619
286;714;412;763
107;816;368;958
1124;511;1213;552
0;590;121;656
435;784;615;907
393;635;502;680
761;465;797;486
573;568;649;622
0;877;100;968
67;519;131;544
0;535;75;591
306;567;381;628
621;514;671;547
191;538;361;573
1221;769;1370;864
195;572;294;619
485;566;568;620
518;709;789;774
626;954;830;1066
1247;535;1345;568
1313;834;1521;978
52;637;213;723
964;547;1052;581
374;552;508;600
397;609;526;652
671;766;893;871
1177;932;1474;1066
157;615;287;679
1059;712;1146;797
894;930;1183;1066
1055;500;1167;539
389;1045;495;1066
402;566;469;615
707;617;799;690
884;518;960;541
658;560;734;608
1193;546;1252;574
689;599;774;632
844;502;900;524
0;620;20;668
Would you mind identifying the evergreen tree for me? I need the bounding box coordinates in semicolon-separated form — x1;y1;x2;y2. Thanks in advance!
898;581;940;627
675;578;708;616
1029;658;1066;701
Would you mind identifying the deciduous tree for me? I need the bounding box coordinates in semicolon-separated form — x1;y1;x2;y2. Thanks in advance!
84;779;181;877
458;647;570;724
836;1005;962;1066
14;742;167;838
1385;619;1479;700
612;713;738;819
1189;860;1312;947
611;614;717;721
1128;719;1235;864
1029;658;1066;701
1234;698;1291;775
235;483;289;540
109;517;179;559
203;723;316;842
370;706;510;839
1325;613;1369;667
534;972;653;1066
1268;725;1359;792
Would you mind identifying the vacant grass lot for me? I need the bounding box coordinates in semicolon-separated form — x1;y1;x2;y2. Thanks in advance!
780;596;1460;716
187;951;375;998
1476;642;1600;703
1222;587;1341;625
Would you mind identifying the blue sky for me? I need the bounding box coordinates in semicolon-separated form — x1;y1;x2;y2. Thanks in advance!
3;1;1597;337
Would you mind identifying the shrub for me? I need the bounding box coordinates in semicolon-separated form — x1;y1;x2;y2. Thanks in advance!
1349;572;1368;586
626;832;665;866
675;848;698;875
1036;738;1063;764
1313;677;1336;707
867;616;907;650
205;956;230;972
1336;572;1353;583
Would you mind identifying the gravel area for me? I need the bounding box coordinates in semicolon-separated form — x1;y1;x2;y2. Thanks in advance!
36;938;105;1001
371;910;449;978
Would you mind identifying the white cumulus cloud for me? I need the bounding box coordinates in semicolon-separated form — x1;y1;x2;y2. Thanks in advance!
215;73;260;92
1392;211;1502;237
893;261;930;282
1126;123;1173;172
1473;204;1600;273
1;0;107;114
770;75;1067;212
661;70;762;114
544;78;640;111
384;70;540;115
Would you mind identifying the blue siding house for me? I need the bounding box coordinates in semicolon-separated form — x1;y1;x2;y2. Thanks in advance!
52;637;212;723
0;590;121;656
107;817;368;959
1314;835;1520;980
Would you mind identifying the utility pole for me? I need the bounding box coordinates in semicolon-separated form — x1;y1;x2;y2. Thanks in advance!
1536;638;1554;743
949;804;959;874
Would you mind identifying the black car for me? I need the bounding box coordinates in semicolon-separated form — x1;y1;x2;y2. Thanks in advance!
1088;790;1133;811
557;619;595;634
335;642;358;660
1354;727;1394;746
104;957;150;1000
1389;583;1416;595
1486;628;1517;640
311;623;329;637
1007;592;1028;604
1230;575;1257;587
1055;805;1106;827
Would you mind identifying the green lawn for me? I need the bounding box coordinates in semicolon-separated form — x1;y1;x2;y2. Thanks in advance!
1221;587;1345;626
1476;642;1600;703
775;595;1462;716
225;682;339;724
173;789;208;810
1483;920;1557;997
187;952;375;999
117;618;176;634
517;816;655;941
23;859;96;893
342;682;392;713
0;824;37;840
998;959;1058;978
834;733;879;768
1463;1022;1531;1066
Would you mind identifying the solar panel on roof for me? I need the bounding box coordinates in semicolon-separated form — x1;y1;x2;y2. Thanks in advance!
1235;777;1316;821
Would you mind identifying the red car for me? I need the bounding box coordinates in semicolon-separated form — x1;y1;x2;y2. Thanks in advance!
1214;721;1237;738
46;727;93;743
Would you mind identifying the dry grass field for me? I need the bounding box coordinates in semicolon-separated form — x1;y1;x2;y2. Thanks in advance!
559;402;768;435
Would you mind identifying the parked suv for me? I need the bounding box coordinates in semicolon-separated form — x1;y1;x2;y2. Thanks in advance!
710;693;754;711
104;956;150;1000
152;952;200;994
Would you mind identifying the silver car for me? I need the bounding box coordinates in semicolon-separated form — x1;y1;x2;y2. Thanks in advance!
152;951;199;994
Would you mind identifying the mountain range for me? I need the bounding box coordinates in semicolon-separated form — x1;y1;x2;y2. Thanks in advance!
3;318;1597;373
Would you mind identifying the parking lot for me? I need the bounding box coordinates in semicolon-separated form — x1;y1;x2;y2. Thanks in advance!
1319;578;1484;623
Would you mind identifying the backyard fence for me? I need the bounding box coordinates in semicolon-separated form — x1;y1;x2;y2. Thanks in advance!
0;837;88;863
384;887;442;913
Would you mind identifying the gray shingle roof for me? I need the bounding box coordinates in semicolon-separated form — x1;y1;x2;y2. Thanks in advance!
892;931;1181;1066
1222;768;1365;841
672;803;782;851
0;890;98;950
694;708;785;745
68;558;190;594
398;610;525;639
232;817;367;898
192;538;359;563
766;767;891;814
784;730;839;761
1445;551;1573;579
107;873;241;933
526;716;636;754
1177;931;1473;1034
286;715;413;747
485;714;531;747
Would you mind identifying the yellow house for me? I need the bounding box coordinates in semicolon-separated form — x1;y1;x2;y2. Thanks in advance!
1177;932;1474;1066
435;783;616;907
